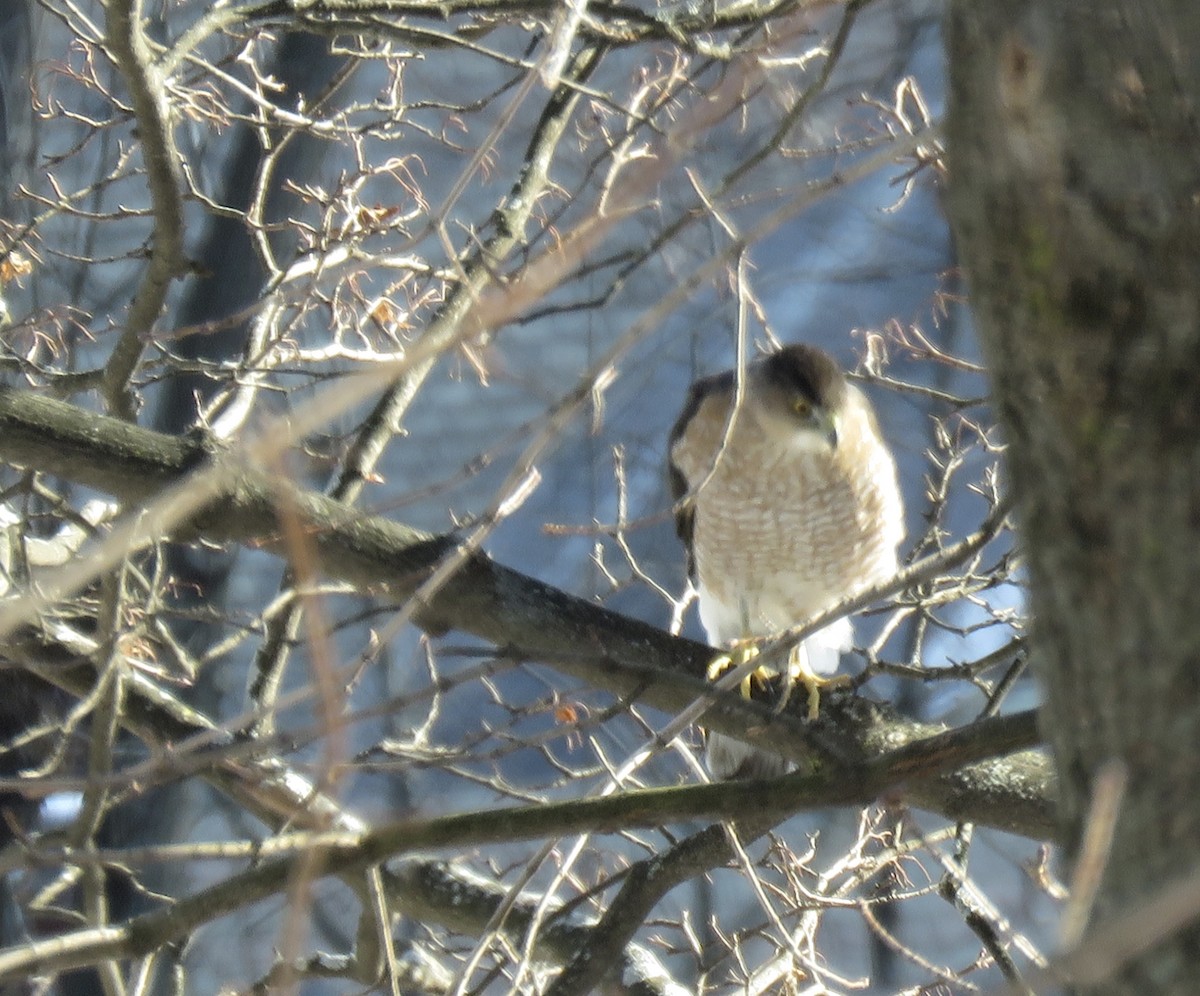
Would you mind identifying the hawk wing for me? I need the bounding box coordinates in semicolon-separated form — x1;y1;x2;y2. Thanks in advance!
667;368;734;584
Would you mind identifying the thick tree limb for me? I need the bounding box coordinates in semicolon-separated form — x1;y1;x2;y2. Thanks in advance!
0;720;1040;981
946;2;1200;991
0;385;1055;838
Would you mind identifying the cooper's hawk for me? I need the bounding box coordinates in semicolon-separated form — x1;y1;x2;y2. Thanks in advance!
669;344;903;778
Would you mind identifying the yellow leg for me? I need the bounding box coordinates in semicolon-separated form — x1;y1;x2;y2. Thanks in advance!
778;644;851;720
707;641;850;719
705;638;770;701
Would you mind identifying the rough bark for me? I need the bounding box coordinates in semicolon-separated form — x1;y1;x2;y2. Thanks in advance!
945;3;1200;992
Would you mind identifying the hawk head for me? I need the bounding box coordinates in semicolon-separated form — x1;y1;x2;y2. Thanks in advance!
749;344;846;450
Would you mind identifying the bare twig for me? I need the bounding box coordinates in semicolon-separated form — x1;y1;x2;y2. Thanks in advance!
102;0;186;416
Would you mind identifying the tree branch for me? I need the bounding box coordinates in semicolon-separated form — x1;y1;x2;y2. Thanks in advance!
0;385;1055;839
103;0;186;417
0;718;1040;982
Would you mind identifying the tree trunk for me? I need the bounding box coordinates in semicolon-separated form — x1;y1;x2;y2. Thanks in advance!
945;2;1200;991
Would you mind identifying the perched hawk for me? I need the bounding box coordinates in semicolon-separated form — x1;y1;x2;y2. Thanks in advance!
669;344;904;778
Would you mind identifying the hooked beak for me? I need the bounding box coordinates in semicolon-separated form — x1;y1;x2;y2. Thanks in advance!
819;409;839;449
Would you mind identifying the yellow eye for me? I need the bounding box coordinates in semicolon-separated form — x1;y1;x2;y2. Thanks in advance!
792;397;812;418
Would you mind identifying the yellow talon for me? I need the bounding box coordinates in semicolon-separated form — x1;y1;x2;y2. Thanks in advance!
781;645;851;720
707;641;851;719
705;640;769;700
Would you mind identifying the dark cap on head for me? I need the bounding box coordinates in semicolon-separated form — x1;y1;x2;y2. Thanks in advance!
759;344;847;410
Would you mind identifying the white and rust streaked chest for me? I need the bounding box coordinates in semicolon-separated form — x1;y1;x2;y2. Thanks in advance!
670;383;903;638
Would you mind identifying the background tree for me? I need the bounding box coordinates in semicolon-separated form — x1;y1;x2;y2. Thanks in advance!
947;2;1200;993
0;0;1104;992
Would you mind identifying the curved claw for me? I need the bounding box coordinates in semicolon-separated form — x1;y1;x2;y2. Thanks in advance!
705;640;768;700
779;646;851;719
707;641;851;719
785;671;851;720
